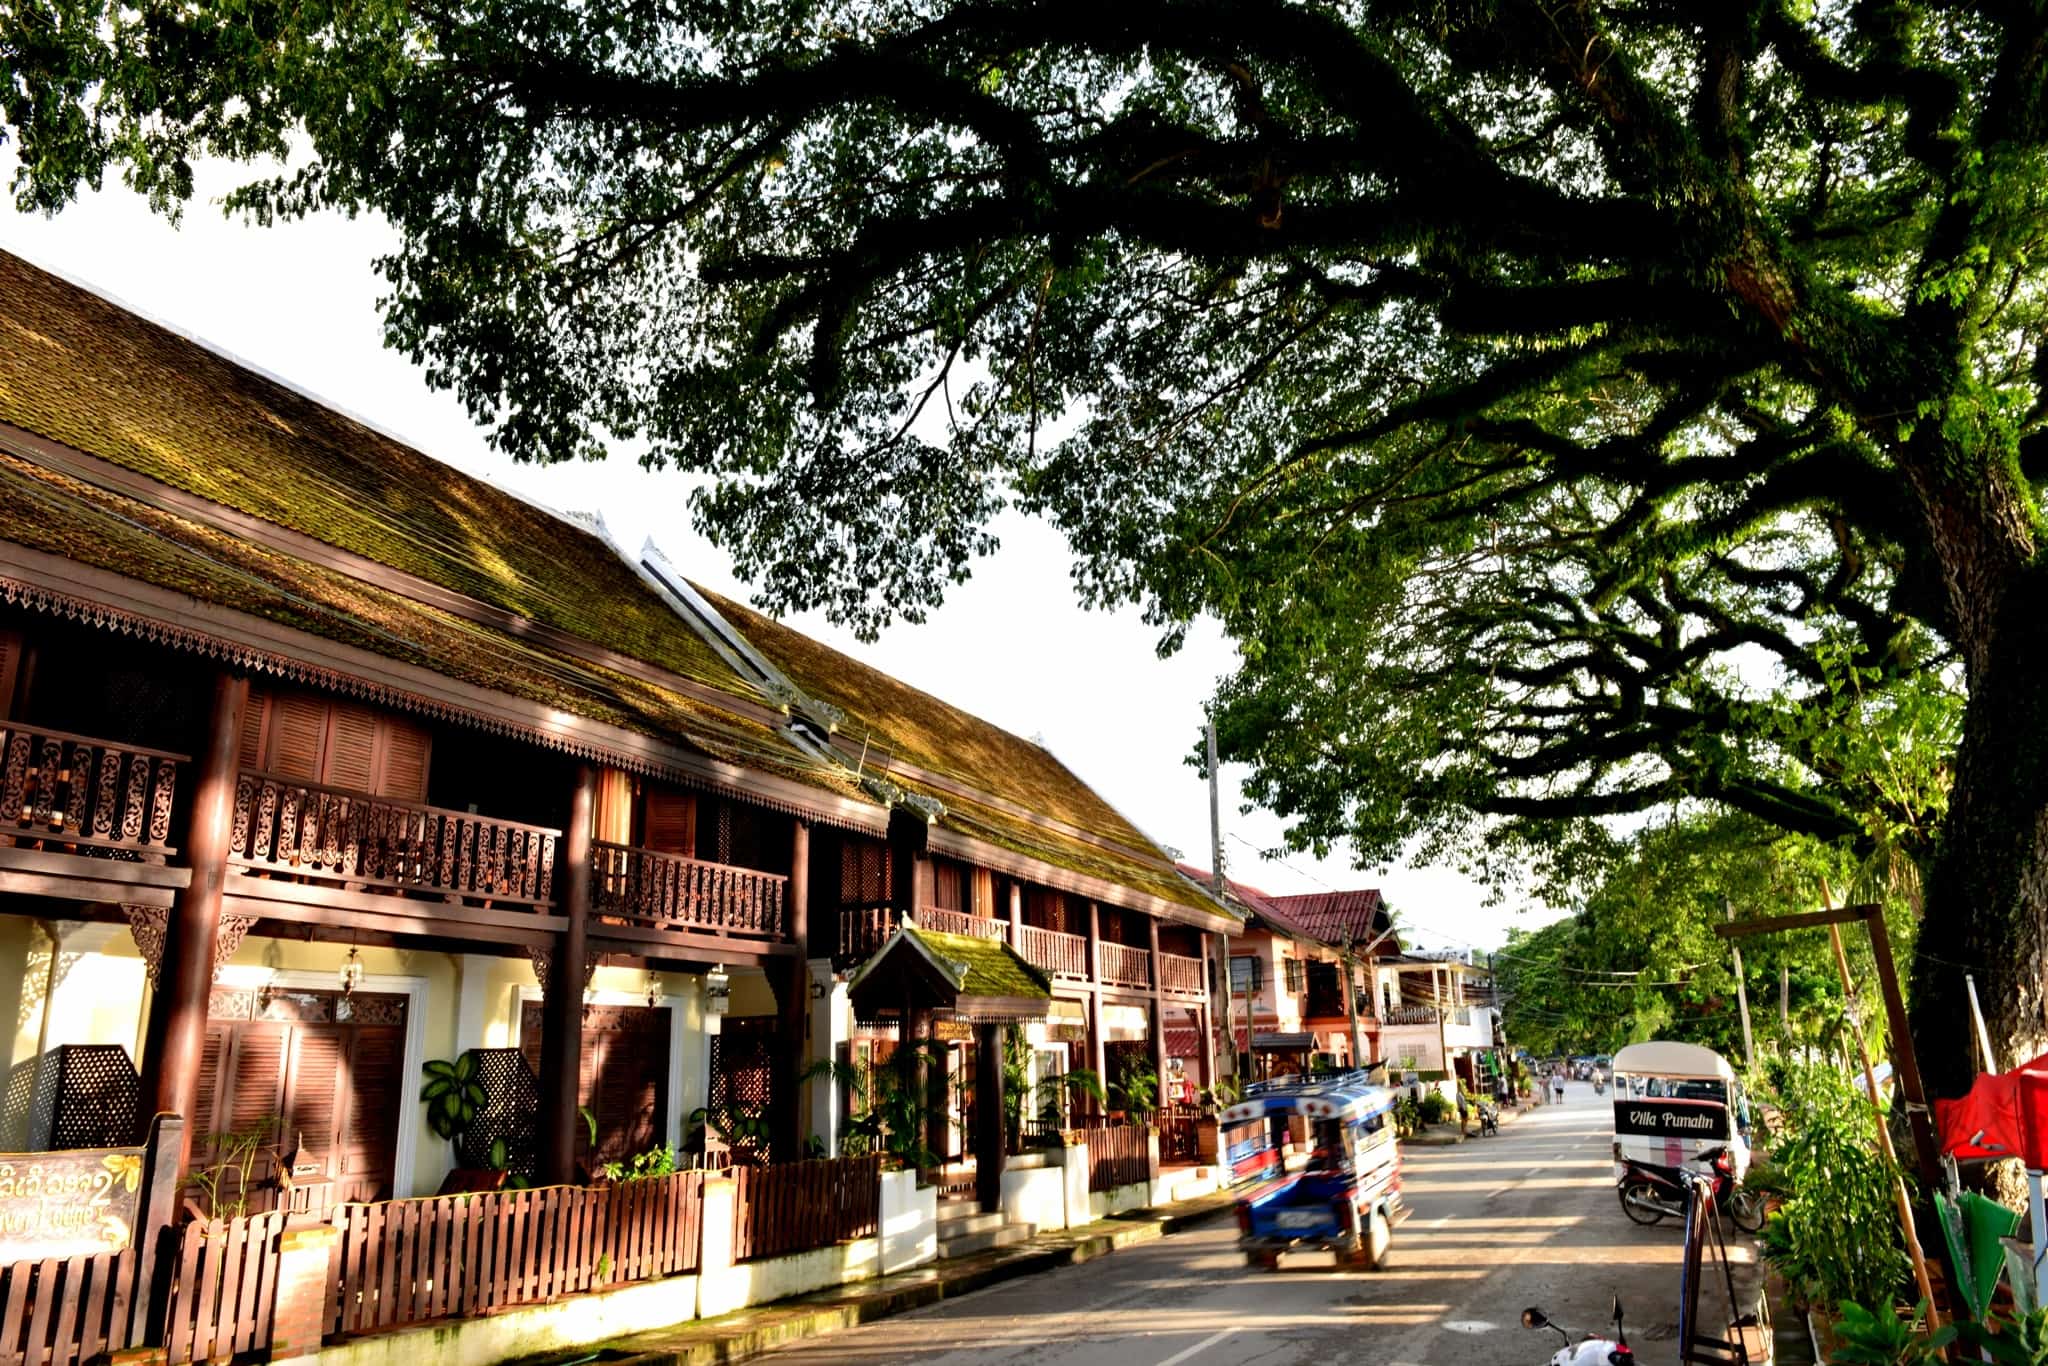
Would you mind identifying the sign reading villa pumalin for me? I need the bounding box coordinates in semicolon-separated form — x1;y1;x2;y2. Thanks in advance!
1611;1099;1733;1143
0;1146;146;1262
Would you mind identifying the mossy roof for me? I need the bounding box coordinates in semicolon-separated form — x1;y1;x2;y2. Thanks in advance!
0;251;741;694
0;446;859;796
702;589;1225;919
845;927;1052;1015
0;248;1227;918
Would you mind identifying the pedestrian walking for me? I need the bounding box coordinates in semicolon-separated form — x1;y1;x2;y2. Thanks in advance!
1551;1072;1567;1105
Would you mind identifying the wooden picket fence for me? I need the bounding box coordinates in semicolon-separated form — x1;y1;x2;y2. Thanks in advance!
327;1170;708;1336
0;1248;139;1366
160;1212;288;1366
730;1155;882;1263
1074;1125;1152;1193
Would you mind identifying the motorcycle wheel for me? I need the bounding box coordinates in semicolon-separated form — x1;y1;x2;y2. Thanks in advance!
1620;1182;1667;1226
1729;1189;1767;1234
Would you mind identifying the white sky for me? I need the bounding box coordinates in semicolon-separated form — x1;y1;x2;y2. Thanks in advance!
0;164;1572;951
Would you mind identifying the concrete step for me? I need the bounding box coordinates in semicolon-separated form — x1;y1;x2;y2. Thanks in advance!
934;1207;1006;1239
937;1222;1035;1260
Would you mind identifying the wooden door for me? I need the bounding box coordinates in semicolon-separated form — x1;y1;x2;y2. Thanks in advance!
519;1003;671;1172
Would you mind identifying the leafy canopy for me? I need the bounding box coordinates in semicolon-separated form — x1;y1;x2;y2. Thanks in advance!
3;0;2035;878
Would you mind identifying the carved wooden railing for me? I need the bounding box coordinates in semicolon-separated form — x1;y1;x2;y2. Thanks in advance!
0;723;184;859
1382;1003;1442;1026
1013;922;1088;979
914;907;1007;941
1098;940;1151;988
591;842;788;939
838;907;897;962
1158;952;1206;996
229;772;559;908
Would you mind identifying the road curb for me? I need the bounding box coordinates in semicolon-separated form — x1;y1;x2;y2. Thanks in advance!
597;1197;1237;1366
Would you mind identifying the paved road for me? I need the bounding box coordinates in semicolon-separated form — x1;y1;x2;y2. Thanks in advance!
753;1084;1759;1366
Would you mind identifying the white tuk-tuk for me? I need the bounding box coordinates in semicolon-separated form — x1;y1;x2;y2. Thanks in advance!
1611;1040;1751;1180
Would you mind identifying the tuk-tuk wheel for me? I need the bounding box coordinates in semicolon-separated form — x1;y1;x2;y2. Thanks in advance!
1245;1251;1280;1271
1361;1208;1391;1270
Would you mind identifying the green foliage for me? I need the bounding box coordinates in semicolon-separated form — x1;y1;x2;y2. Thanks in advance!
187;1117;279;1220
600;1145;679;1183
1392;1095;1422;1138
1955;1308;2048;1365
1825;1299;1951;1365
1112;1059;1159;1118
1417;1091;1452;1125
421;1054;488;1143
1759;1064;1912;1310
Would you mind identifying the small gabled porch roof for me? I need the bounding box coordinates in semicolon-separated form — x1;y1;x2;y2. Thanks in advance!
845;926;1053;1025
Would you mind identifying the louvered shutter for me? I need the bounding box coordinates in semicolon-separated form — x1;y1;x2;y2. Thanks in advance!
339;1027;404;1197
971;869;996;919
266;695;328;781
322;703;380;793
642;789;696;855
588;1010;667;1166
0;629;20;718
186;1022;234;1159
283;1026;348;1173
373;717;432;802
221;1026;290;1139
236;689;272;770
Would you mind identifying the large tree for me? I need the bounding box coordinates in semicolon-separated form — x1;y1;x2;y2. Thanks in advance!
5;0;2041;1090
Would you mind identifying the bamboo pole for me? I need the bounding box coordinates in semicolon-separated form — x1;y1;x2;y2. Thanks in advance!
1821;885;1942;1342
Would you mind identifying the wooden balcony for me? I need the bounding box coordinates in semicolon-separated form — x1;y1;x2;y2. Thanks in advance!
1013;922;1088;980
0;723;191;907
915;907;1005;941
225;771;562;939
1158;951;1206;998
590;841;787;941
1098;940;1151;988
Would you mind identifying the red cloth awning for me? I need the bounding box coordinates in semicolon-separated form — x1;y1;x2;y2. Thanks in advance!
1937;1049;2048;1168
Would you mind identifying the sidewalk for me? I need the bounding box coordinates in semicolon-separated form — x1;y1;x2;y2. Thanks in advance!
1402;1098;1533;1146
592;1190;1239;1366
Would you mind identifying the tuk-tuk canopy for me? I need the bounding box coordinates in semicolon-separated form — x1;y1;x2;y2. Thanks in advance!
1612;1041;1737;1083
1220;1073;1396;1126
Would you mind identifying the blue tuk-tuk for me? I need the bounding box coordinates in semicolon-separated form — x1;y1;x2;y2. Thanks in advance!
1224;1073;1403;1270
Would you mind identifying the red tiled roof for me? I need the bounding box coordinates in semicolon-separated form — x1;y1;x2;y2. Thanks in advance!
1267;890;1397;949
1174;864;1319;939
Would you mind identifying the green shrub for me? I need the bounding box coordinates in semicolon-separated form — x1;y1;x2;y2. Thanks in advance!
1418;1090;1453;1125
1825;1299;1949;1364
1760;1063;1911;1309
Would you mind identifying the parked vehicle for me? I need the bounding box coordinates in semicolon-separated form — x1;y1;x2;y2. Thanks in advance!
1227;1073;1402;1270
1610;1040;1751;1181
1522;1299;1635;1366
1618;1147;1765;1233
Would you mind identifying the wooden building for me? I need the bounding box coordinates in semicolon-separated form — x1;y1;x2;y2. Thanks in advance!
0;249;1238;1214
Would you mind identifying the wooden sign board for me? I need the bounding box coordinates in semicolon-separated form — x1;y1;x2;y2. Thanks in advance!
0;1147;147;1262
931;1019;973;1042
1050;1023;1088;1044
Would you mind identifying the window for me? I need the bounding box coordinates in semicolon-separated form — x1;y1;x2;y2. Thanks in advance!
1284;958;1307;995
239;687;431;800
1230;956;1263;994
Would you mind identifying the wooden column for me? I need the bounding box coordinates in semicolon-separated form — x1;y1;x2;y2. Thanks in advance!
142;671;247;1173
1087;902;1107;1113
779;819;811;1161
1147;917;1167;1100
974;1021;1007;1213
541;763;596;1186
1007;881;1022;940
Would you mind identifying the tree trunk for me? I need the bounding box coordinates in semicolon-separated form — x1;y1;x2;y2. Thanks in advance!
1908;473;2048;1100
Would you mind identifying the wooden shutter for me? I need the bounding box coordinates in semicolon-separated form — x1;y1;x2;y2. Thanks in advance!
283;1027;348;1171
186;1022;234;1156
0;629;20;718
932;863;962;912
236;689;272;770
373;717;432;802
266;694;328;781
642;789;696;855
338;1026;404;1198
322;703;379;793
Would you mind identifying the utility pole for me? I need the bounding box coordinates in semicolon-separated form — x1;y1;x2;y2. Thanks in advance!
1724;897;1756;1071
1208;719;1236;1081
1342;929;1366;1070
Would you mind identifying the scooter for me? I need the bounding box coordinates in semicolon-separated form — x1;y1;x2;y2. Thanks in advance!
1522;1297;1634;1366
1617;1147;1764;1233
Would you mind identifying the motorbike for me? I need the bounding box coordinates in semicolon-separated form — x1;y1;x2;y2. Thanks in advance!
1617;1147;1764;1233
1521;1297;1634;1366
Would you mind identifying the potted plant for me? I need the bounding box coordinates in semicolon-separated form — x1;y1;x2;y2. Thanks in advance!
422;1052;509;1192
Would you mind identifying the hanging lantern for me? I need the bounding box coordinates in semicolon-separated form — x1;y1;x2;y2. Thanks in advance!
338;946;363;998
646;969;660;1009
704;964;730;1035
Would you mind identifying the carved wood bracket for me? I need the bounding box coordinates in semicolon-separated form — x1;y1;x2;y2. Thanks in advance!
527;945;598;1000
124;905;167;988
125;907;259;988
